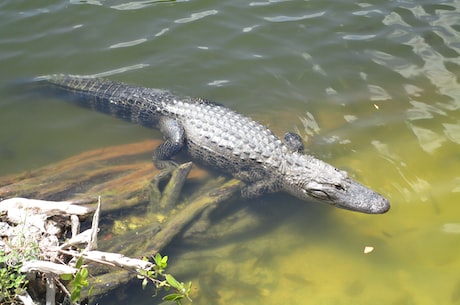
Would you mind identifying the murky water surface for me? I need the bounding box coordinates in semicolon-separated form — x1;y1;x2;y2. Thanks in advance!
1;0;460;304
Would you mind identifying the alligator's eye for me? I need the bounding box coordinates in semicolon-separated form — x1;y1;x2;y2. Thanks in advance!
309;189;330;200
334;184;345;191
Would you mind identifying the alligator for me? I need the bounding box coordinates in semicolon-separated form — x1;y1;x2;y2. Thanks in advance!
36;74;390;214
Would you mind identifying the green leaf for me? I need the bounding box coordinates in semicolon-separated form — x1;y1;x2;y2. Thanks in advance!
73;272;81;283
60;273;73;281
142;278;148;289
88;285;94;297
163;293;184;301
165;274;181;290
154;253;168;269
154;253;162;265
75;256;84;269
80;268;89;279
71;287;81;302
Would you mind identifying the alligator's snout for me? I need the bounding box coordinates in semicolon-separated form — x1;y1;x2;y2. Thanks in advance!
335;179;390;214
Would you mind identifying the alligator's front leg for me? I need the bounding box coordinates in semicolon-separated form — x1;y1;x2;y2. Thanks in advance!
235;168;283;199
241;178;283;198
235;132;304;200
284;132;304;153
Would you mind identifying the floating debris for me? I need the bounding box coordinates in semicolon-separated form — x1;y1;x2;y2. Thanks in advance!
363;246;374;254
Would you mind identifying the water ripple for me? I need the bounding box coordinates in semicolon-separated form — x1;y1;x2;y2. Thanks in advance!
382;2;460;108
110;0;179;10
70;0;102;6
249;0;292;7
365;49;418;78
89;64;150;78
263;11;325;22
406;101;447;121
368;85;391;101
352;9;384;17
407;35;459;102
109;38;147;49
407;123;446;154
443;122;460;144
242;25;260;33
155;28;169;37
175;10;218;24
342;34;376;41
207;80;229;87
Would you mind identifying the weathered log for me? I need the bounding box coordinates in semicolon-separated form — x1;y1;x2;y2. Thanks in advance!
0;140;245;302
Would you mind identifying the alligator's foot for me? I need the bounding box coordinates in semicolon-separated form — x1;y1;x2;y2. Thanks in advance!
148;162;193;214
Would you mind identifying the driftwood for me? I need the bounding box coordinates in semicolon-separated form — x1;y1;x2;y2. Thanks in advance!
2;197;156;304
1;197;95;305
0;140;244;304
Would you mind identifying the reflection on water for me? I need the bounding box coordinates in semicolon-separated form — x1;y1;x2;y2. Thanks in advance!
1;0;460;304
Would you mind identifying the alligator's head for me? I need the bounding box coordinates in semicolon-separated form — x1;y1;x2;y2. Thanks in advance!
281;154;390;214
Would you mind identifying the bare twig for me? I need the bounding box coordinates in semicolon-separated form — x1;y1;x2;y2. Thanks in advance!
87;196;101;251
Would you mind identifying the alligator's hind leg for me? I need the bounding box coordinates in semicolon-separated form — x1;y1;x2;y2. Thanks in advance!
149;117;188;211
152;117;186;169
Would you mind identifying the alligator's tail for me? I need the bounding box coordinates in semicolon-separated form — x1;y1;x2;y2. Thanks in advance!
34;74;167;128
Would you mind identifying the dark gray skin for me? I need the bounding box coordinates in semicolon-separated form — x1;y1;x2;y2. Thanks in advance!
37;74;390;214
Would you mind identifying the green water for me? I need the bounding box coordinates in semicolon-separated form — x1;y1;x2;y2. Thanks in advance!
1;0;460;304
